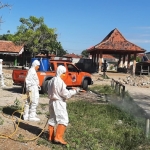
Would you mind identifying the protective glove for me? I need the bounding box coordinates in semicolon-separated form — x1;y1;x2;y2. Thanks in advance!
72;87;80;93
38;85;41;91
26;86;32;92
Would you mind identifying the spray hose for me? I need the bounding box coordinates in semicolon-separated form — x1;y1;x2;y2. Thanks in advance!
0;92;49;142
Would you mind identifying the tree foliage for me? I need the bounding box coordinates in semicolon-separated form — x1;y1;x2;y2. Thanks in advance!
81;49;89;58
7;16;66;56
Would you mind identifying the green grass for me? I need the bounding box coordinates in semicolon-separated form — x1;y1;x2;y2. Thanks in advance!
66;101;146;150
1;85;148;149
38;100;149;149
36;84;150;150
89;84;115;95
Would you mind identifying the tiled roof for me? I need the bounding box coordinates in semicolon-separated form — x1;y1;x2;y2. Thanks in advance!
36;54;56;57
87;28;145;54
0;40;24;54
102;54;116;59
89;54;116;59
63;53;82;58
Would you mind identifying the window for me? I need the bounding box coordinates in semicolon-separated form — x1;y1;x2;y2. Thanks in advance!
50;63;54;71
67;64;78;72
57;63;65;67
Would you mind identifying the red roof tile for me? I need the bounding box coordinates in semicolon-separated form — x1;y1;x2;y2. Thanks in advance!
87;28;145;54
63;53;82;58
102;54;116;59
0;40;24;53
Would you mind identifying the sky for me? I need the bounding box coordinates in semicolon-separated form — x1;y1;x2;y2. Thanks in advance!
0;0;150;55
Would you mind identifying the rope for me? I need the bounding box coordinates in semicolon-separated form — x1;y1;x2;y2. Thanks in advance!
0;92;49;142
0;67;48;142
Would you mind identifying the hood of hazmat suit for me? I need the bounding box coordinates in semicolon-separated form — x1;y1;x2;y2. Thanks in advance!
56;65;66;77
31;60;40;68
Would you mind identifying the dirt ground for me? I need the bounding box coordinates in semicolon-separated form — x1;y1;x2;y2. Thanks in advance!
0;69;149;150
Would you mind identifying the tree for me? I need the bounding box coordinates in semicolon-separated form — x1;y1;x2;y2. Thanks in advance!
81;49;89;58
131;55;141;62
9;16;66;56
0;2;12;24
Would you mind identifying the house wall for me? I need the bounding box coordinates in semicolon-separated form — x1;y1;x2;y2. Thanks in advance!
75;58;96;73
119;60;133;68
72;58;80;64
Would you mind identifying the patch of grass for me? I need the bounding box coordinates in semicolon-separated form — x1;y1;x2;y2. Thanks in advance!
14;97;21;108
101;73;109;79
89;85;115;94
37;138;49;147
2;98;22;117
37;100;149;150
39;103;48;110
40;93;48;97
36;85;150;149
67;101;147;150
17;134;25;142
37;103;48;115
0;116;4;125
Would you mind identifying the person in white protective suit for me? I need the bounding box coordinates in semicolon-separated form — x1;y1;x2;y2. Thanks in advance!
23;59;40;121
0;59;2;75
0;59;5;87
47;65;79;145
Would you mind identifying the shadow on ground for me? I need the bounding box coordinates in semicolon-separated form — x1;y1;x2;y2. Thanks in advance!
2;86;23;94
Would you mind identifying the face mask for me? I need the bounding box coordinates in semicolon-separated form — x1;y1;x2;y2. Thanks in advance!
60;73;66;78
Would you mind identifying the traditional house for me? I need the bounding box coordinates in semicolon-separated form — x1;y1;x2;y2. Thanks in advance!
63;53;82;64
87;28;146;74
0;40;24;66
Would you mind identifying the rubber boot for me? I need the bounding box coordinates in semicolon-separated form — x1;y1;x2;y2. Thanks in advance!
54;124;67;145
48;125;54;142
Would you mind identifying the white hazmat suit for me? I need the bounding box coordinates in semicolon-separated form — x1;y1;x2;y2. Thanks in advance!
23;60;40;121
47;65;79;145
0;59;5;87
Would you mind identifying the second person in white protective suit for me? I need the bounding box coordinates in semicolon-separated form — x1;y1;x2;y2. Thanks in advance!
23;59;40;121
0;59;5;87
47;65;79;145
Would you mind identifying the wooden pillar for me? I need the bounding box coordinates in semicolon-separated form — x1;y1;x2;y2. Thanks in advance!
23;51;25;66
123;54;126;67
14;56;17;66
93;52;96;64
97;51;100;73
118;54;122;68
96;51;99;63
132;53;137;76
145;118;150;138
91;52;94;66
99;51;102;72
127;53;131;69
